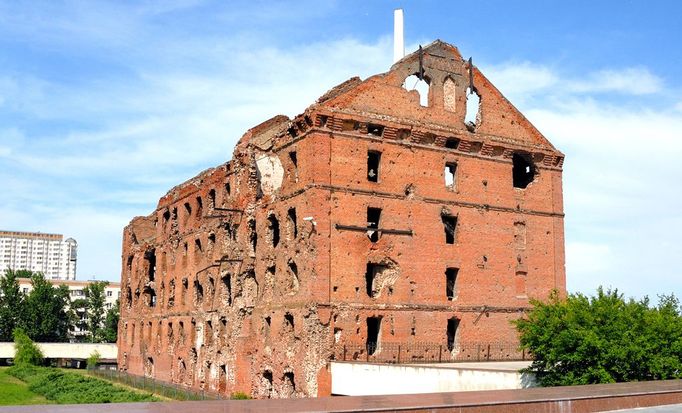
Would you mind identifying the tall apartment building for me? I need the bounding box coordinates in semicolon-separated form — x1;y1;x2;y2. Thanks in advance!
0;231;77;280
118;41;565;398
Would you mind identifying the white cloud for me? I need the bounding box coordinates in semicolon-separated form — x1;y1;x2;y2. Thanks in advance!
570;67;663;95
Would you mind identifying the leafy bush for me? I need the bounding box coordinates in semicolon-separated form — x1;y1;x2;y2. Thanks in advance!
87;350;101;369
230;391;251;399
13;328;44;366
7;366;157;404
515;288;682;386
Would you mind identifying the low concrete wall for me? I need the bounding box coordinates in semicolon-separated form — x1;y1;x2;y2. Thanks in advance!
331;361;535;395
0;342;117;359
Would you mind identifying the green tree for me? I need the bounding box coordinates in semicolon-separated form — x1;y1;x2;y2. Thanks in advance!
23;273;71;342
515;288;682;386
85;281;109;342
0;269;26;341
13;328;44;366
102;299;119;343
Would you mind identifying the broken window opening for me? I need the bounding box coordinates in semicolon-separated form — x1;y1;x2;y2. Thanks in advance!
289;151;298;170
445;138;460;150
264;316;271;337
403;74;430;107
287;207;297;239
247;219;257;254
267;214;280;248
194;279;204;303
447;317;460;352
162;210;170;225
178;321;185;345
283;372;296;396
288;259;299;290
126;255;134;272
194;238;202;254
445;162;457;190
184;202;192;218
512;153;536;189
446;268;459;301
318;114;328;128
125;287;132;309
225;181;231;197
144;249;156;282
365;263;386;298
263;370;274;398
220;273;231;306
205;320;213;346
196;196;203;218
208;232;215;247
366;207;382;243
367;123;384;137
144;287;156;308
366;317;381;355
465;87;481;131
284;312;295;330
367;151;381;182
441;214;458;244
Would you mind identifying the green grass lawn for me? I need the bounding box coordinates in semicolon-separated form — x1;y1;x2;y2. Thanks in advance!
0;367;51;406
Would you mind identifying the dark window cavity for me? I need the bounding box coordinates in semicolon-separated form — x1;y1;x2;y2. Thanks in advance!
446;268;459;300
447;317;460;351
366;207;382;243
445;138;460;150
287;208;297;239
441;215;457;244
367;123;384;137
512;153;536;189
367;151;381;182
366;317;381;355
144;249;156;282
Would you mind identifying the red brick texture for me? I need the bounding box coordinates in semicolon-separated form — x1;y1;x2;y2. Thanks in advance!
117;40;565;399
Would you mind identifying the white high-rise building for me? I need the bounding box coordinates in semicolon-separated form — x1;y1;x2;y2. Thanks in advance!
0;230;77;280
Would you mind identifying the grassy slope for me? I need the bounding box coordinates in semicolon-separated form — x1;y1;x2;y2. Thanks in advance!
0;368;51;406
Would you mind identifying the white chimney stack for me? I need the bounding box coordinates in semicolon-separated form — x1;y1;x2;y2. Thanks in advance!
393;8;404;63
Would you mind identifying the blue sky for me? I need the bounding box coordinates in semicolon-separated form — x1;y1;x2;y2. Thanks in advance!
1;1;680;301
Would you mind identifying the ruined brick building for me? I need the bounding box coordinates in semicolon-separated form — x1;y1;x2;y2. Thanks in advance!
118;40;565;398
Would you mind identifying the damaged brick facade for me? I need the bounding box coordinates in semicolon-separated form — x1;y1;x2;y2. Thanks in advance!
118;40;565;398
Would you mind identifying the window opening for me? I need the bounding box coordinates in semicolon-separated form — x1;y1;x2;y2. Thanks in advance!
367;151;381;182
366;207;382;243
195;196;203;217
225;181;231;197
144;249;156;282
367;123;384;137
288;259;299;290
445;163;457;190
447;317;460;351
403;74;430;107
446;268;459;300
365;263;386;298
441;215;457;244
445;138;460;149
289;151;297;169
342;119;359;131
366;317;381;355
221;273;231;305
168;279;175;307
184;202;192;217
512;153;536;189
287;207;297;239
465;87;481;131
194;279;203;303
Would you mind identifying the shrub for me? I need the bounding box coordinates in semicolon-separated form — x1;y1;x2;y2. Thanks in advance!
7;366;157;404
12;328;44;366
515;288;682;386
230;391;251;399
87;350;101;370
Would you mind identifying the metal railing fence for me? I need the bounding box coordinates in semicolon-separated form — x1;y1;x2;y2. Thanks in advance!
334;341;529;364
